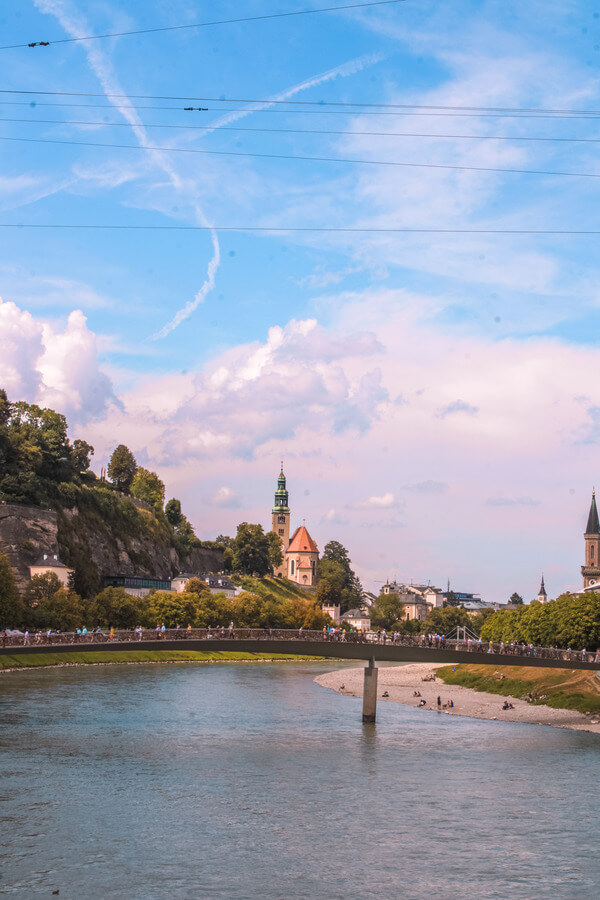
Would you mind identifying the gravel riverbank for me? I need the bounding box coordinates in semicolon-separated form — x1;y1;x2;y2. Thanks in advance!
315;663;600;734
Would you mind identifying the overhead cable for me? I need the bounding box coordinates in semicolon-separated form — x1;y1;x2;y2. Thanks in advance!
0;223;598;234
3;133;600;179
3;89;600;116
5;115;600;144
0;0;407;51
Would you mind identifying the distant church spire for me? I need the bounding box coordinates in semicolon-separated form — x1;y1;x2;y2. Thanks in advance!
537;575;547;602
586;490;600;535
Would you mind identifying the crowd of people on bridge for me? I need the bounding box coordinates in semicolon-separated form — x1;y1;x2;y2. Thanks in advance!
2;626;599;664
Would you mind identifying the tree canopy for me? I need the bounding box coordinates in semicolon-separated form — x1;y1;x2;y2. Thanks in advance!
0;393;95;506
107;444;137;494
370;592;406;630
232;523;272;577
481;593;600;650
0;553;25;628
317;541;362;612
131;467;165;510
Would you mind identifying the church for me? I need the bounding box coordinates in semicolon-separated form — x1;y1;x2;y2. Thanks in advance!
581;489;600;588
271;466;319;587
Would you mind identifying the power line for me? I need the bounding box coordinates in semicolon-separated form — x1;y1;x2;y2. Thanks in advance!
0;223;598;234
3;89;600;116
3;98;600;120
0;0;407;51
4;133;600;179
5;115;600;144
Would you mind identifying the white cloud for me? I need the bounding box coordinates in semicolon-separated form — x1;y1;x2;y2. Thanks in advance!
210;486;241;509
0;298;115;422
355;492;397;509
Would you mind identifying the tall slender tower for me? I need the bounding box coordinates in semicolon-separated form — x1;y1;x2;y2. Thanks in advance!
537;575;547;604
271;464;290;576
581;490;600;587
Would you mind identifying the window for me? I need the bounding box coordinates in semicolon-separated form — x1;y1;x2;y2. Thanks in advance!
279;529;284;535
592;545;595;562
290;560;295;575
311;560;316;576
278;515;286;524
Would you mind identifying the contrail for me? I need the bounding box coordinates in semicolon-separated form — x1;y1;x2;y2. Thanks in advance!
34;0;220;340
200;52;384;136
34;3;383;338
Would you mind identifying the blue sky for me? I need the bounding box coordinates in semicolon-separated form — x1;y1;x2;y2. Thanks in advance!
2;0;600;602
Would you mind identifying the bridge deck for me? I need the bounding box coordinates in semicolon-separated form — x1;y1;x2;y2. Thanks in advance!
2;638;600;671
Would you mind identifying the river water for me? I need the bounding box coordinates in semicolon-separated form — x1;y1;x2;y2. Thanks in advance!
1;661;599;899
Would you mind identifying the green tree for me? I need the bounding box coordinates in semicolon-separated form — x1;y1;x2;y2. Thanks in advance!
131;467;165;510
215;534;233;548
87;587;148;629
165;498;182;527
316;575;343;607
185;577;210;596
34;587;84;631
148;591;204;628
510;592;524;605
70;439;94;475
370;592;407;630
266;530;284;570
0;553;25;627
232;523;271;576
318;542;362;612
107;444;137;494
421;606;472;634
23;572;62;608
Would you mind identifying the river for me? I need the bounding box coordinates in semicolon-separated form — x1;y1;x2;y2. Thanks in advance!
1;661;599;899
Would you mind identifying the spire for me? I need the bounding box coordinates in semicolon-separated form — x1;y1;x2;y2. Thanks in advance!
272;463;290;514
538;574;546;596
586;490;600;535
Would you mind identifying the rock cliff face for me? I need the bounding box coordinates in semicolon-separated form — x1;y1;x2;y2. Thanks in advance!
0;503;60;591
0;501;223;594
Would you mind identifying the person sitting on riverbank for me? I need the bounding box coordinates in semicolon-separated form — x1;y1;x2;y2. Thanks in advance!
382;691;389;698
413;690;421;697
418;699;427;707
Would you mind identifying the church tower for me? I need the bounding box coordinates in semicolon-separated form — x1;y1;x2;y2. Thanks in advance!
537;575;547;604
581;490;600;588
271;464;290;576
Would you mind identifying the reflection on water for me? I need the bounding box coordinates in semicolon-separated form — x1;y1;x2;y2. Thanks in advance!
1;662;599;899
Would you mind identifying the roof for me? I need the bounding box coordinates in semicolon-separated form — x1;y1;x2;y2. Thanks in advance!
31;554;68;569
586;492;600;534
286;525;318;554
342;608;371;619
538;575;547;596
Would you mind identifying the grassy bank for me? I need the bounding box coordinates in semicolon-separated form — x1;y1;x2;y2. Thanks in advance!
437;664;600;715
0;650;322;671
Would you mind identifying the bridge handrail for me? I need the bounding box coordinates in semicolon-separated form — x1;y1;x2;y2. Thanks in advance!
1;627;599;663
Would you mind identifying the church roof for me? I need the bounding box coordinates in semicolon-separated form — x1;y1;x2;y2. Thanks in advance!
287;525;318;554
586;492;600;535
538;575;547;596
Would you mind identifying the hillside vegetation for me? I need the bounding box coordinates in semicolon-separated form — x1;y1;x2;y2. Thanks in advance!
438;664;600;715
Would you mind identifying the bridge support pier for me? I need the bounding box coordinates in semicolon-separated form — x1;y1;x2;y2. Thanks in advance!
362;657;378;724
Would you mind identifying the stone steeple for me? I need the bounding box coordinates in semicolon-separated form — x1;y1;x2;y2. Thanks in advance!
581;490;600;588
537;575;547;603
271;463;290;576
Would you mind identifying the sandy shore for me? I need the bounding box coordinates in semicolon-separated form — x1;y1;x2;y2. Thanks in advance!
315;663;600;734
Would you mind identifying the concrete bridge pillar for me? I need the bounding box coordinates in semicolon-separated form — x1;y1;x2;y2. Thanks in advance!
362;657;378;724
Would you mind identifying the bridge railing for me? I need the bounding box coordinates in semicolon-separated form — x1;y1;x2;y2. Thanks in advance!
2;627;599;663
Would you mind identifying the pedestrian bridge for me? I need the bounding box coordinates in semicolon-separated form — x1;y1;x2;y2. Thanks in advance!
3;629;598;722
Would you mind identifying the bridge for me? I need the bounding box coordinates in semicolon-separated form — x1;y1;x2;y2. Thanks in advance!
3;628;599;722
